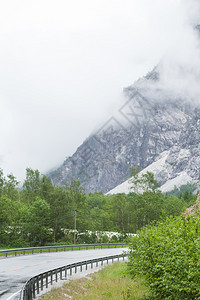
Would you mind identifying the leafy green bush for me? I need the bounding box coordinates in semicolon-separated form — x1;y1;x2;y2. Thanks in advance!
128;215;200;299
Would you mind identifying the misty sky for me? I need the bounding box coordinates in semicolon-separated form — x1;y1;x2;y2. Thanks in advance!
0;0;199;183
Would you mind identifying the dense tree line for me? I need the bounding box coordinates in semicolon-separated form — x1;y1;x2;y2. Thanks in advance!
0;168;196;247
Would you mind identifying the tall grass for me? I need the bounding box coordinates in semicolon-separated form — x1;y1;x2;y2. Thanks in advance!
40;262;148;299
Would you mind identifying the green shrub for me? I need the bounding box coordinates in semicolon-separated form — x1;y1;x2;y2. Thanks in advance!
128;215;200;299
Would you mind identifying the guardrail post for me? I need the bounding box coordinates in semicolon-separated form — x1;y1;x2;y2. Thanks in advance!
60;268;62;280
32;279;36;298
46;272;48;288
50;271;52;285
28;283;32;300
24;285;27;299
75;264;77;274
96;260;98;267
25;285;27;299
70;265;72;275
80;262;82;272
41;275;43;291
65;266;67;278
37;277;39;294
27;285;30;300
91;262;93;269
55;269;58;282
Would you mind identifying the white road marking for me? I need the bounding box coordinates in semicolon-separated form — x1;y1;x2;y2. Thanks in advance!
6;289;21;300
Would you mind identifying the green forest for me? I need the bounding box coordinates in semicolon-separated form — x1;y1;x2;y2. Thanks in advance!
2;167;200;298
0;167;196;248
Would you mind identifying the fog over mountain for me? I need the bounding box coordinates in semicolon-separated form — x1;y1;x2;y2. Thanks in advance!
0;0;200;184
49;3;200;192
50;64;200;193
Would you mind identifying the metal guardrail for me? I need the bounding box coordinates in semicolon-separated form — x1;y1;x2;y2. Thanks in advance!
20;253;127;300
0;243;127;258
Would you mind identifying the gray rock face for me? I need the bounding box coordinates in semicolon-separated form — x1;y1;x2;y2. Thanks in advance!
49;71;200;193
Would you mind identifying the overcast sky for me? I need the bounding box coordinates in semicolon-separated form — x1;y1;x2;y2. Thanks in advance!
0;0;199;183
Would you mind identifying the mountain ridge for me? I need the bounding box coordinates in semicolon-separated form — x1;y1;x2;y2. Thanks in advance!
49;68;200;193
49;24;200;194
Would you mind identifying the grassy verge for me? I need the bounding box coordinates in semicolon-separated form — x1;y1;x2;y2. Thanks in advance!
40;262;148;300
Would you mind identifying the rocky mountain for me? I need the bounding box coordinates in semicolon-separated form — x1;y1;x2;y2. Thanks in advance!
49;66;200;193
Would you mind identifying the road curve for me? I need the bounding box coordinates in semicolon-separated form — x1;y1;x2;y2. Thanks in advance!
0;247;128;300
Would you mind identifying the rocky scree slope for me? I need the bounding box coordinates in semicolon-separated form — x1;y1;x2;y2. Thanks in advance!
49;69;200;193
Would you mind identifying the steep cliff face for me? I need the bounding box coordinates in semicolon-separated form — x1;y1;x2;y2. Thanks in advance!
49;70;200;193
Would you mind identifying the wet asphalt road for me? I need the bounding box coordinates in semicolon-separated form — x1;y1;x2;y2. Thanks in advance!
0;247;128;300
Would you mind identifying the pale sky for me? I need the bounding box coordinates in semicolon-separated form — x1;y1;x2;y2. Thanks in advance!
0;0;199;183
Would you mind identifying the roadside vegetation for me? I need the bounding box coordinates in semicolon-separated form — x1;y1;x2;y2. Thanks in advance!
0;167;197;248
128;214;200;299
39;212;200;300
1;166;199;299
40;262;148;300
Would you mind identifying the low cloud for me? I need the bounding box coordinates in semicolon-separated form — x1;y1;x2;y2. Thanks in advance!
0;0;199;182
137;0;200;105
